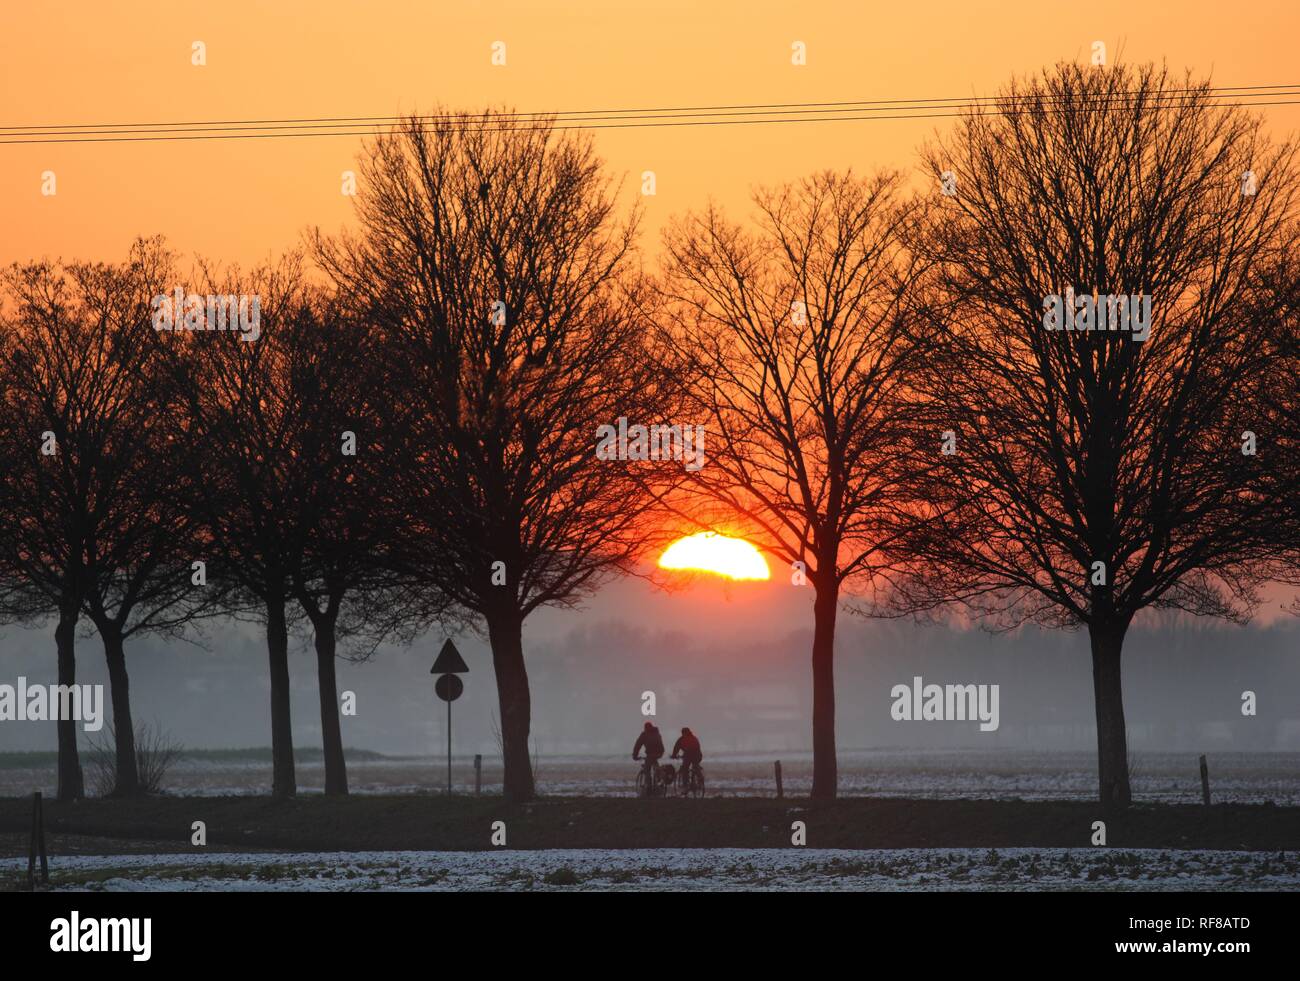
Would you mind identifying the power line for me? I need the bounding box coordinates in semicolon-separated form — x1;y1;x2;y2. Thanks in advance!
3;84;1298;145
10;89;1300;138
4;82;1297;132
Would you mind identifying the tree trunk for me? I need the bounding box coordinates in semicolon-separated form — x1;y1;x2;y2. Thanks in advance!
54;600;84;801
485;602;535;802
312;613;348;796
810;579;840;800
1089;620;1132;808
100;626;140;796
266;594;296;797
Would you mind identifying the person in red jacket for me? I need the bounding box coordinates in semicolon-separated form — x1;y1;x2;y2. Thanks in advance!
671;726;703;789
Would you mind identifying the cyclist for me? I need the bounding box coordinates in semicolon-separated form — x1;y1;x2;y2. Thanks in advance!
671;726;703;791
632;721;665;794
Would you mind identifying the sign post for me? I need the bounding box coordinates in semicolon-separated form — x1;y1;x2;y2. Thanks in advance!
431;639;469;795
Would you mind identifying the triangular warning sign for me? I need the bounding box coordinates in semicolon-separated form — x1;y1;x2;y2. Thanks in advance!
431;638;469;674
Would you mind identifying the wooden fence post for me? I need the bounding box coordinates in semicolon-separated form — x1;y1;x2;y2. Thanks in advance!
774;760;783;799
27;791;48;890
1199;754;1211;806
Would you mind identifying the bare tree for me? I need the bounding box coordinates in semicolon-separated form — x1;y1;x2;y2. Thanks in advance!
0;264;88;799
317;110;675;801
659;171;935;799
1254;234;1300;610
903;63;1298;806
161;255;316;798
280;295;438;795
0;243;186;799
72;239;228;797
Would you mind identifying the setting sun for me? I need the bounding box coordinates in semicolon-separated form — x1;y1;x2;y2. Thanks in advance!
658;532;771;581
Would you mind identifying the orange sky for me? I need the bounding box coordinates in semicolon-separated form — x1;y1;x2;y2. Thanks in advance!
3;1;1298;267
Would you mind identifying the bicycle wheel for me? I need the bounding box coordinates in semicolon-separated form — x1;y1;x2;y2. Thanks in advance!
636;767;649;798
690;768;705;798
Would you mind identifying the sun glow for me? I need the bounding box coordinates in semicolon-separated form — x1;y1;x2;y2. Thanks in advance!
658;532;771;581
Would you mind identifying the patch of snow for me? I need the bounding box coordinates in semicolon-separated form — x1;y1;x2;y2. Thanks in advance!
5;846;1297;892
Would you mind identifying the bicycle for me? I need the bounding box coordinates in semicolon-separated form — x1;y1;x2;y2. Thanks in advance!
634;757;671;797
677;760;705;798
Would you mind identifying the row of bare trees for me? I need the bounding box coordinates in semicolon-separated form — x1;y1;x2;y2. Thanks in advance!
2;62;1297;805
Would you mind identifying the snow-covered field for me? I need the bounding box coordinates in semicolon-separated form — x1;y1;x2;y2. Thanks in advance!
6;749;1298;804
5;846;1298;891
